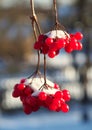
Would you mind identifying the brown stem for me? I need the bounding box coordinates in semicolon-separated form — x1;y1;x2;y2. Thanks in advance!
44;54;46;84
30;0;47;84
30;0;40;73
30;0;41;34
53;0;59;27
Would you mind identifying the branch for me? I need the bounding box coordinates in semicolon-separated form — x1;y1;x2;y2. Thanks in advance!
30;0;41;73
53;0;58;25
30;0;41;35
30;0;47;84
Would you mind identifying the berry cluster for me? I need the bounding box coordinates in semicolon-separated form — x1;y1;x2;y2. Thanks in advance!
34;30;83;58
12;77;70;114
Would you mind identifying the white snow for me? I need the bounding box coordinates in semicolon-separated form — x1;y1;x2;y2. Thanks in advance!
24;76;59;96
45;30;69;39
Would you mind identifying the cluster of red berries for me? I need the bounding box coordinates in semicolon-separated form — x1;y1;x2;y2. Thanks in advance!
34;30;83;58
12;78;70;114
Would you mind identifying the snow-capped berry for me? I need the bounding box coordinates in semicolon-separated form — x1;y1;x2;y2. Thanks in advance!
12;77;71;114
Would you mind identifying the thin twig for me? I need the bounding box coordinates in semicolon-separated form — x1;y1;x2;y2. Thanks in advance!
30;0;47;84
30;0;41;34
53;0;58;26
44;54;46;84
30;0;40;73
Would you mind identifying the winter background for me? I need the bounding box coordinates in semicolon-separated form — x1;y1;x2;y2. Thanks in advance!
0;0;92;130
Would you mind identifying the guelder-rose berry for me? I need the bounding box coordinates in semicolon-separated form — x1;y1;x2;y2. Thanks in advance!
55;38;66;49
34;41;42;50
77;42;83;50
54;91;63;98
12;77;71;114
65;45;73;53
62;89;70;95
45;37;53;46
12;89;20;98
23;104;32;115
54;83;60;89
38;34;45;41
24;86;33;96
61;103;69;113
33;31;83;57
49;103;57;111
39;92;47;101
75;32;83;40
48;51;56;58
17;83;25;90
63;94;71;101
20;78;26;83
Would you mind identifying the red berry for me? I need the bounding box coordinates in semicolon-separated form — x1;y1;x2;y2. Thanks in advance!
77;42;83;50
12;89;20;98
42;44;49;54
34;41;42;50
20;78;26;83
55;38;65;49
75;32;83;40
45;95;53;107
38;34;45;41
65;45;73;53
53;98;61;107
61;103;69;113
39;92;47;101
17;83;25;90
23;104;32;114
60;98;65;104
48;51;56;58
20;96;26;104
63;94;71;101
62;89;70;95
54;91;63;98
49;103;57;111
45;37;53;46
24;86;33;96
14;84;19;90
70;33;74;38
26;96;36;106
32;105;40;112
55;50;60;56
54;83;60;89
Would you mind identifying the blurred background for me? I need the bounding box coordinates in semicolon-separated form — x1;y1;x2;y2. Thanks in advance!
0;0;92;130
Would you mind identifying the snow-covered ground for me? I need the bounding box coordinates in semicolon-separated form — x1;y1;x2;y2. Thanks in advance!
0;104;92;130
